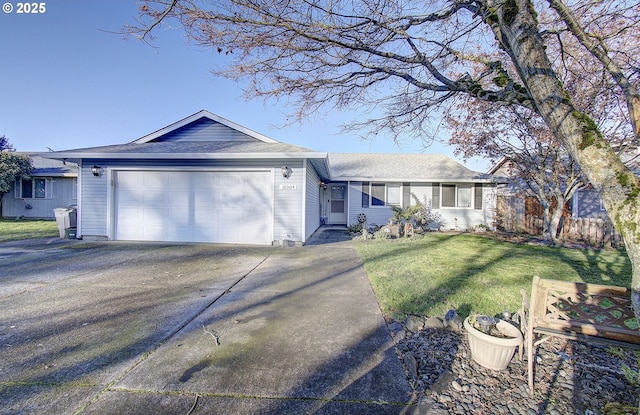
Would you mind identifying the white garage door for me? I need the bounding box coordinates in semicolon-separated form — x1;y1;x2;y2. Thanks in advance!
114;170;273;245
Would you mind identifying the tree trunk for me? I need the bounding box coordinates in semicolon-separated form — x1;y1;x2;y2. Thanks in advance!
548;204;564;244
541;204;552;241
490;0;640;319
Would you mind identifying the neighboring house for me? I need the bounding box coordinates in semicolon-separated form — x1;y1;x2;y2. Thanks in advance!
1;153;78;219
44;110;495;245
490;150;640;223
571;149;640;219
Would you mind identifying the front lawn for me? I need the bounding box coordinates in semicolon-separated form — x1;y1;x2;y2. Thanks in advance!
0;218;58;242
355;233;632;319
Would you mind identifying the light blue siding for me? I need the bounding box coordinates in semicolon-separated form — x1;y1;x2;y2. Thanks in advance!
273;160;304;243
79;164;109;239
78;158;314;244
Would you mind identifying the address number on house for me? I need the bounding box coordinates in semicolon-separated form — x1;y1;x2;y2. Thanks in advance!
279;184;298;190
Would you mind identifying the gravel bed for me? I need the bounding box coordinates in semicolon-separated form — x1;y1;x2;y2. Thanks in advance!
388;316;640;415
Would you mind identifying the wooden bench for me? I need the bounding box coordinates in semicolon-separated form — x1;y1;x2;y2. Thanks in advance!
520;276;640;395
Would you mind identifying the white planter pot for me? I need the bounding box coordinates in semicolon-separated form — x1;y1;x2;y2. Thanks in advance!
464;317;523;370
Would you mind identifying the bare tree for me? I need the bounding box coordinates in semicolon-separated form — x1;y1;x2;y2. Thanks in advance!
448;101;585;241
127;0;640;319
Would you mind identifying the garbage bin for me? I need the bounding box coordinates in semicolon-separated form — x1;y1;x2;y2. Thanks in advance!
53;206;77;238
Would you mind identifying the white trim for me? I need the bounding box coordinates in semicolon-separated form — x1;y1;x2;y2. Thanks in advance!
107;167;114;240
77;161;84;237
301;160;307;242
347;180;351;227
331;176;492;183
133;110;279;144
44;152;327;160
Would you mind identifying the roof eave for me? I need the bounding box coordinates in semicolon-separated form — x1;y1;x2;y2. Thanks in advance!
42;152;328;160
329;176;495;183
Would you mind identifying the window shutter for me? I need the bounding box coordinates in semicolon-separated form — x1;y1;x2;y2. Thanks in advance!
14;179;20;198
474;184;483;210
403;183;410;207
432;183;440;209
361;182;369;208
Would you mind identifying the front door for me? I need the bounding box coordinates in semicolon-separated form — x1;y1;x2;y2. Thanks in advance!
328;185;347;224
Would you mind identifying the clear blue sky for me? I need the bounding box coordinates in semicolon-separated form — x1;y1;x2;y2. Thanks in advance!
0;0;488;171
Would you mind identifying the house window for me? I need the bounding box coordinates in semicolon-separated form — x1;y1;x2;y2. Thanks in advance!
369;183;401;207
387;184;401;206
441;184;472;208
457;185;471;207
16;178;49;199
371;183;386;206
442;184;455;207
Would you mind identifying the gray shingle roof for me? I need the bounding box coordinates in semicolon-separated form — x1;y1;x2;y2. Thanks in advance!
47;140;325;159
21;153;77;177
328;153;489;182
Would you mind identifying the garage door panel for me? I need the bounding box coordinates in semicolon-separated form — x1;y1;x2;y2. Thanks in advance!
142;172;166;188
143;188;166;205
166;172;190;187
115;170;273;244
194;193;220;208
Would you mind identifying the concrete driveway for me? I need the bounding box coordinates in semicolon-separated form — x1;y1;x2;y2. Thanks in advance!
0;230;415;414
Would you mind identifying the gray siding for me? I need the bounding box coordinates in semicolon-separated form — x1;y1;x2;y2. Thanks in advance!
2;177;77;219
304;159;321;241
346;181;495;230
572;188;608;219
347;181;394;227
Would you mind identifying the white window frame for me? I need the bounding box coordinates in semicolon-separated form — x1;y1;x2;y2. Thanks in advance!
369;182;402;207
440;183;473;209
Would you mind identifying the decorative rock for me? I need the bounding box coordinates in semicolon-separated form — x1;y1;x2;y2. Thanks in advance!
403;351;418;381
424;316;445;329
444;309;463;331
388;322;403;332
405;315;424;332
390;316;640;415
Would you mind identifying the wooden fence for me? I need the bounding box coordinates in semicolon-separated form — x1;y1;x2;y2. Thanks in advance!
495;196;624;248
520;216;624;248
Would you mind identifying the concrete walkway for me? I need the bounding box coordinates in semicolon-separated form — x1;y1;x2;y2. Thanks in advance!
0;231;415;414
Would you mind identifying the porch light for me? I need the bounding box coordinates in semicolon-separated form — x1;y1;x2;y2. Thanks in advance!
281;165;292;179
91;165;101;177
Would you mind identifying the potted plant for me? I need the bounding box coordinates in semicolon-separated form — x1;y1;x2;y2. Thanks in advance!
464;314;523;370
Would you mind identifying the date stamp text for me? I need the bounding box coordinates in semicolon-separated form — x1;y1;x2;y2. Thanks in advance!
3;2;47;14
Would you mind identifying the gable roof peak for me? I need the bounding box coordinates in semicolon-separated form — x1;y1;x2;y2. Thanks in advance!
133;110;279;144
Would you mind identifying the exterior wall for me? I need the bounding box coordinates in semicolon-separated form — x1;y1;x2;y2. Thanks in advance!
345;181;495;230
346;181;393;227
571;188;608;219
2;176;77;219
304;159;322;241
78;158;310;243
273;160;305;243
80;164;109;239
